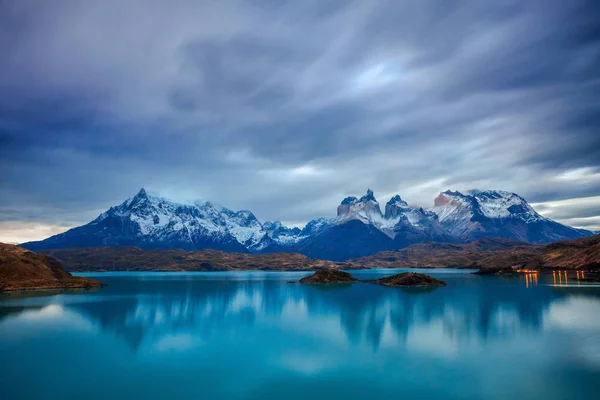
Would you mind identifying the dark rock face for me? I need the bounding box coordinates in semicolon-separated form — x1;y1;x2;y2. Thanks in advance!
384;195;409;219
293;220;395;261
373;272;446;287
299;269;358;284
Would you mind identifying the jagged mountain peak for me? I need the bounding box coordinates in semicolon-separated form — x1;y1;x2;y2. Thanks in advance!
301;218;333;236
340;196;358;205
384;194;409;219
387;194;408;206
263;220;284;229
359;189;377;202
336;189;383;223
340;189;378;206
262;220;306;246
21;187;593;259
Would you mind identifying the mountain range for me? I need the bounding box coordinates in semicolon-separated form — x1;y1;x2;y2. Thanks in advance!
22;188;593;261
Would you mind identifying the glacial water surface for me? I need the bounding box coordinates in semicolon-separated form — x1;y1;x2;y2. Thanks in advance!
1;269;600;399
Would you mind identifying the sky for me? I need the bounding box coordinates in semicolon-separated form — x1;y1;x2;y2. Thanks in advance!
1;0;600;243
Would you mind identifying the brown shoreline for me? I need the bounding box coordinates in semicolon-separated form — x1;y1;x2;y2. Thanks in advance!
1;243;105;293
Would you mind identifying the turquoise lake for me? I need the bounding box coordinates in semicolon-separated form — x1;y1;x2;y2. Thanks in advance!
1;269;600;399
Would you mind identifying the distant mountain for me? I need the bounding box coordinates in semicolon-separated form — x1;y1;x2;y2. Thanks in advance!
21;187;594;260
288;189;455;260
430;190;592;243
23;189;255;253
383;195;455;247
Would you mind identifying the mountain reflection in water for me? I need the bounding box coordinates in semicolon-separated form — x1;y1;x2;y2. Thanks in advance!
1;270;599;400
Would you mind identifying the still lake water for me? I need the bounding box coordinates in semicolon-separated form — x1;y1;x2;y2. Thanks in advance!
1;269;600;399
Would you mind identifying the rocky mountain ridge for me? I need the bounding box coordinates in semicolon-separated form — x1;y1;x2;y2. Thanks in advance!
22;188;593;260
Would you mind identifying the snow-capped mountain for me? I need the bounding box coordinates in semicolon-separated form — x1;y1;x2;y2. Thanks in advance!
431;190;591;243
262;221;304;246
23;189;259;252
261;218;333;247
21;187;593;260
21;188;335;253
288;190;457;260
383;195;455;246
331;190;452;244
336;189;383;225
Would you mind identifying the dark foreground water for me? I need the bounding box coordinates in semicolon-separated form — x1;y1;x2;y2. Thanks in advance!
1;269;600;399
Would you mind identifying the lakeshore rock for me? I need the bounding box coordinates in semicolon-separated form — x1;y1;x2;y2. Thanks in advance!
299;269;358;284
0;243;104;292
373;272;446;287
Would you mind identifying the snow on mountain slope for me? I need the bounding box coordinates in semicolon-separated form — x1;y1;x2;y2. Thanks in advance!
23;189;258;252
263;221;305;245
219;208;268;251
335;189;411;236
261;218;334;248
287;190;455;260
381;194;454;244
334;190;449;241
336;189;384;225
301;218;333;236
431;189;592;243
21;187;594;257
473;190;543;222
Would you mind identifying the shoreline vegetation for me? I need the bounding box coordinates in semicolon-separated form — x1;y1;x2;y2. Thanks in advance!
2;234;598;291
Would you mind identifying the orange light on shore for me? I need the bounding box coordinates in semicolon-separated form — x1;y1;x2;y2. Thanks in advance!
520;269;540;287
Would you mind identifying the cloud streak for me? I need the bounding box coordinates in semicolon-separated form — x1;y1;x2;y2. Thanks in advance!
1;0;600;241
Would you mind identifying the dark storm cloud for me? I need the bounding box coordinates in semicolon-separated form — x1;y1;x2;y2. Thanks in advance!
1;0;600;241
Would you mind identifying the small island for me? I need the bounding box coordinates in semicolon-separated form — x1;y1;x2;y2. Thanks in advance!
299;269;358;284
0;243;104;292
371;272;446;287
298;269;446;287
